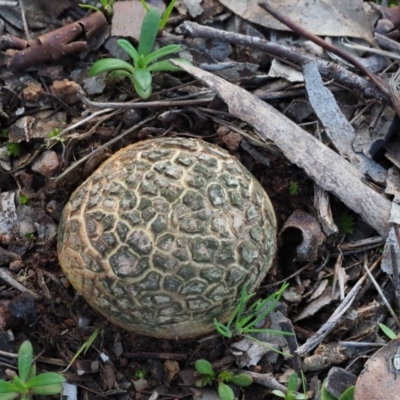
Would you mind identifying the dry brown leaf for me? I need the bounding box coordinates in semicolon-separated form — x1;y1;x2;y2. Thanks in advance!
219;0;374;42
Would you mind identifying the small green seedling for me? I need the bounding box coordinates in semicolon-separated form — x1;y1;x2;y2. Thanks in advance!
134;368;147;379
1;128;9;137
63;328;101;372
19;194;29;206
334;210;354;235
0;340;65;400
214;283;293;355
379;323;398;340
140;0;177;31
80;0;115;17
272;372;307;400
195;359;252;400
7;142;21;158
289;181;299;196
89;7;191;99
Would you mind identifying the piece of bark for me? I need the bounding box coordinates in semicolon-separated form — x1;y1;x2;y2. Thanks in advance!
303;60;387;184
172;60;391;237
4;11;107;72
325;367;357;399
177;21;390;104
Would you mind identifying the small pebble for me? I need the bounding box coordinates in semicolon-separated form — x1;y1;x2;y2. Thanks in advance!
31;151;59;177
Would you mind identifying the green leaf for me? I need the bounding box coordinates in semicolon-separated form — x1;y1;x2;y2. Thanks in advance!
133;68;153;99
213;320;232;338
79;4;101;12
230;373;253;387
147;59;188;72
18;341;33;383
379;323;398;340
339;386;355;400
287;372;298;392
159;0;176;30
26;372;65;389
195;360;215;377
271;390;286;398
0;393;20;400
108;70;134;80
0;380;19;393
31;383;64;395
27;363;36;382
218;382;234;400
13;375;26;393
143;44;181;66
117;39;139;66
138;7;161;57
89;59;135;77
321;380;337;400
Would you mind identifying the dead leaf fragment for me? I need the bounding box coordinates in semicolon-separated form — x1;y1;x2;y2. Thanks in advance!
355;337;400;400
219;0;374;42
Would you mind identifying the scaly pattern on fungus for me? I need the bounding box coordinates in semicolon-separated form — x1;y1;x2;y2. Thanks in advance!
58;138;277;339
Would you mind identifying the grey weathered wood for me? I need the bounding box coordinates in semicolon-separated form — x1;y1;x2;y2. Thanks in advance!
326;367;357;399
173;61;391;237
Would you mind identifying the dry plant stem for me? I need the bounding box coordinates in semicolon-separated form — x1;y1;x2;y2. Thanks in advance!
55;115;156;182
172;60;391;236
340;341;383;348
296;257;381;355
391;225;400;312
363;258;400;328
18;0;30;41
0;269;40;300
77;87;213;109
178;21;391;105
258;2;390;98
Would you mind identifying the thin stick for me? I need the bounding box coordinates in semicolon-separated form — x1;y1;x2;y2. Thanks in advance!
363;259;400;328
18;0;30;41
296;257;381;355
0;269;40;300
258;2;389;97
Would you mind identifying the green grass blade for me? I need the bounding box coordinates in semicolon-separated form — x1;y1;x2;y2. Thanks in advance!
79;4;100;11
143;44;181;66
117;39;139;65
138;7;161;57
246;284;288;329
244;328;294;336
63;328;101;373
18;341;33;383
213;320;233;338
140;0;150;12
159;0;176;30
89;59;135;76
